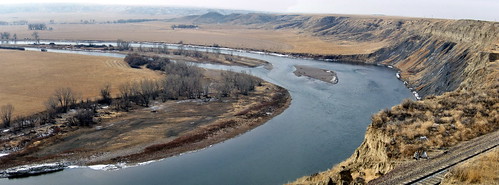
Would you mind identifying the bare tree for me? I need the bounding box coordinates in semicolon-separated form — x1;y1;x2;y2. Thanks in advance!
99;83;112;104
45;96;59;113
114;83;134;111
0;32;10;41
12;33;17;43
32;32;40;44
117;39;131;51
28;24;47;30
46;87;79;113
217;70;260;97
1;104;14;128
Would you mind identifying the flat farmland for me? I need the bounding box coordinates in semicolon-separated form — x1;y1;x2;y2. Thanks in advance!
0;20;385;55
0;50;162;116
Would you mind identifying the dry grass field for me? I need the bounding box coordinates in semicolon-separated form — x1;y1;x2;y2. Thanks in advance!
0;12;386;55
442;148;499;185
0;50;162;116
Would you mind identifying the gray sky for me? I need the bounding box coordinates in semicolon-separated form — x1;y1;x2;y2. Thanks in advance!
1;0;498;21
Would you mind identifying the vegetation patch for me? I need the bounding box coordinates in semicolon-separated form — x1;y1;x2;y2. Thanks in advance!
0;50;290;171
374;88;498;159
442;148;499;184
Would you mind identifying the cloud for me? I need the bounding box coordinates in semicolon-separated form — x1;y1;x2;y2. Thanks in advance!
285;0;499;21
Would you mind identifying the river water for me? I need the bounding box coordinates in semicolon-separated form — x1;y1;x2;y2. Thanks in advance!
1;43;413;185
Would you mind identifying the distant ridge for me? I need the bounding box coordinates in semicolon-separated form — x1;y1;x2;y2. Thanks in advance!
0;3;257;16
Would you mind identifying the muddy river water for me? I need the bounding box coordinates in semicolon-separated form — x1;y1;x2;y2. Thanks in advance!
2;42;414;185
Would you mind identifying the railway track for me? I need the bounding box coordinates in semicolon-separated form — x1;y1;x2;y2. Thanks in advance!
369;130;499;185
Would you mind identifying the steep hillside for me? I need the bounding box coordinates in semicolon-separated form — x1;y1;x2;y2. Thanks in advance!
185;13;498;97
271;16;498;185
181;13;499;185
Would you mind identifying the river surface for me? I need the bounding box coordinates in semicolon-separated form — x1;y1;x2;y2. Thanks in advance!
1;42;414;185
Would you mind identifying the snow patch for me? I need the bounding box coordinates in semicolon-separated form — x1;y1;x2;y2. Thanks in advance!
413;91;422;100
88;163;126;171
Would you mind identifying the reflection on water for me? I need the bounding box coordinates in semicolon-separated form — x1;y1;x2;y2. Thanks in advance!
2;43;413;185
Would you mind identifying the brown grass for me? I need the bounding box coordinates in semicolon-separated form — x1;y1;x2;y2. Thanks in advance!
0;50;162;116
442;148;499;185
375;88;499;159
0;12;386;55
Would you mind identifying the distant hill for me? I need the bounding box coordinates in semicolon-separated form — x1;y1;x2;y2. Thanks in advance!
0;3;257;16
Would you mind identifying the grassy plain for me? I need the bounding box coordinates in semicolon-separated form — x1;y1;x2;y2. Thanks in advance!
0;50;162;116
0;12;386;55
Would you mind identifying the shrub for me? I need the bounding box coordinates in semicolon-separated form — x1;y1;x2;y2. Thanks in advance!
124;53;148;68
68;109;96;126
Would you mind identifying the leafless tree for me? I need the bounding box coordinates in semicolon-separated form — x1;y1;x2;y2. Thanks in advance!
45;96;59;113
0;32;10;41
114;83;134;111
158;44;169;54
32;32;40;44
1;104;14;128
46;87;79;113
217;70;260;97
99;83;112;104
117;39;131;51
134;79;160;106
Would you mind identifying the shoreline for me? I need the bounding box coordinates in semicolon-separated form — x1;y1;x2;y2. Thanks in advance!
91;84;291;166
0;80;291;177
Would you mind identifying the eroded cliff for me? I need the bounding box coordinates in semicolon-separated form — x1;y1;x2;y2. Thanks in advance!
233;15;499;185
183;13;499;184
287;18;498;185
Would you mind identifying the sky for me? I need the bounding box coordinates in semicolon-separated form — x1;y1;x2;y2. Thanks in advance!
1;0;498;21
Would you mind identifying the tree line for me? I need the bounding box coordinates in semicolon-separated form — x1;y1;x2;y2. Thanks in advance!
171;24;198;30
28;23;47;30
0;32;17;42
0;31;40;44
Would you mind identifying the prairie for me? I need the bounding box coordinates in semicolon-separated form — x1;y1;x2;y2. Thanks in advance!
0;50;162;116
0;15;386;55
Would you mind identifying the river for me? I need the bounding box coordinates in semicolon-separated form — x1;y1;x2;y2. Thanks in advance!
1;42;414;185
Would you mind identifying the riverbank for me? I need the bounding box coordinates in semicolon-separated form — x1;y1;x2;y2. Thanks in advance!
0;47;291;174
12;43;269;68
0;75;290;172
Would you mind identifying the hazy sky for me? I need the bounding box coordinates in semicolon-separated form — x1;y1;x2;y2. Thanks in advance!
1;0;498;21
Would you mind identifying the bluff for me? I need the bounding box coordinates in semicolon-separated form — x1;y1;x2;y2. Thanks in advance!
186;13;499;184
187;13;498;97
